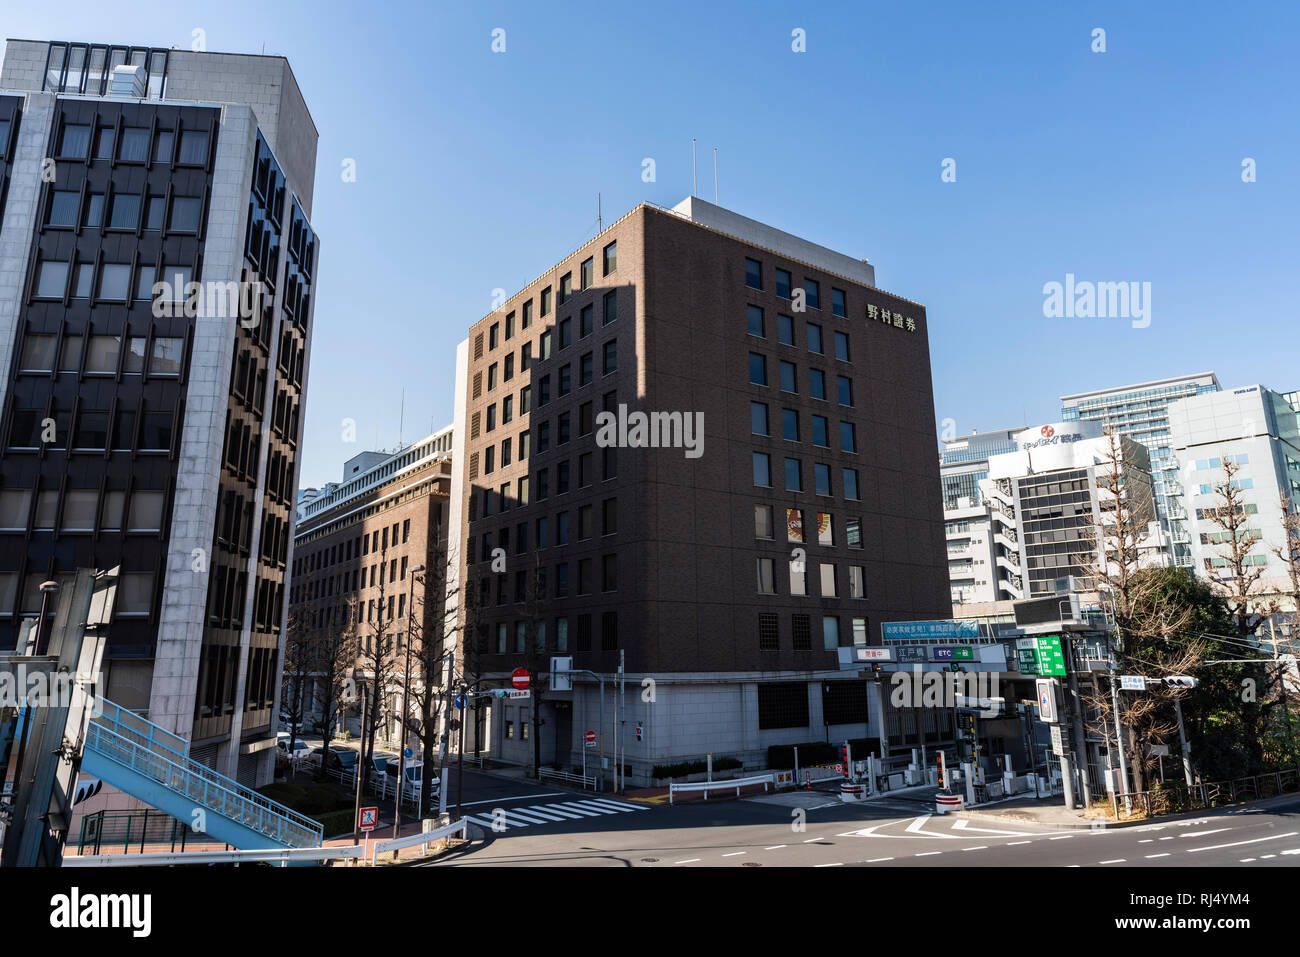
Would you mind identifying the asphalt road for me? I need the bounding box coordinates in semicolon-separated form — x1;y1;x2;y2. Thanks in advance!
423;786;1300;868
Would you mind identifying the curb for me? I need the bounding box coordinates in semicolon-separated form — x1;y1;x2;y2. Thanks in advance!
951;789;1300;830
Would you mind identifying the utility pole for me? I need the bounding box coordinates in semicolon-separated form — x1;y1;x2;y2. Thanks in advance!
1172;691;1194;788
392;565;424;838
1109;671;1131;813
438;652;454;818
352;682;366;846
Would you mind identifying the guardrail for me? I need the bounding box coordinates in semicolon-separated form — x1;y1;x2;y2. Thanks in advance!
669;773;776;804
64;845;365;867
1115;766;1300;820
368;818;468;865
539;768;598;790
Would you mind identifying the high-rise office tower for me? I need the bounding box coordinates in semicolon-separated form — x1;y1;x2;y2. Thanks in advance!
451;197;949;783
1061;373;1221;567
0;40;319;786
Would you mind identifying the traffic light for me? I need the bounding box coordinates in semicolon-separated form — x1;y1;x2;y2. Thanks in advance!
1164;676;1199;689
871;663;884;679
841;744;850;777
635;723;643;742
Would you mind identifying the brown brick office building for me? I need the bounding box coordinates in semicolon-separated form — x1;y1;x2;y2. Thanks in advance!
289;427;455;747
449;198;948;784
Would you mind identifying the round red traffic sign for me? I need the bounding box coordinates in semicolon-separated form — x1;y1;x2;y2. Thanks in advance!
585;730;597;744
512;668;530;690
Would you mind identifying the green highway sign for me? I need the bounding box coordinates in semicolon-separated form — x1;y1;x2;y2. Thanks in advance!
1017;648;1039;675
1034;635;1067;677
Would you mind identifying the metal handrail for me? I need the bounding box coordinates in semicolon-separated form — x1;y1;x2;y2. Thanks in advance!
85;709;324;848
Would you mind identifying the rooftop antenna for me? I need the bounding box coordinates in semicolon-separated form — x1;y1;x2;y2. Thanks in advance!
713;147;718;203
598;192;602;231
691;138;697;197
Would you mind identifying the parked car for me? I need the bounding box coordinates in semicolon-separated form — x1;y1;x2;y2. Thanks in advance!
311;746;358;776
369;751;398;783
276;734;311;762
383;759;439;801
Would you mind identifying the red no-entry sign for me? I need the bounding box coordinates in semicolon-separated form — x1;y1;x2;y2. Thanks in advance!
585;730;597;746
512;668;530;690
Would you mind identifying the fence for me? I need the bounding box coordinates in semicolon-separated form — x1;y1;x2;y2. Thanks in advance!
669;773;777;804
539;768;598;790
368;818;468;865
75;809;203;854
1114;766;1300;820
64;845;366;867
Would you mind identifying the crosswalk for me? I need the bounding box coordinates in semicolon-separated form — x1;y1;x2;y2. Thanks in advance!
463;797;650;832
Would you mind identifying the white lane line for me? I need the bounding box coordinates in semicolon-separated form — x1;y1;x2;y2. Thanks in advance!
765;845;787;850
1284;849;1300;856
1049;836;1072;841
1099;859;1126;864
722;852;746;857
815;862;844;868
905;816;933;834
866;857;894;862
1188;832;1299;854
915;851;942;857
1007;840;1031;846
1260;854;1277;859
1181;828;1230;838
961;846;988;851
1138;839;1154;844
1158;836;1174;841
804;837;828;843
1240;857;1256;862
675;859;701;864
1145;853;1172;858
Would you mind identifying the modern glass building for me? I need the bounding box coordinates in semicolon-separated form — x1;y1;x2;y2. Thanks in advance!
1060;373;1221;566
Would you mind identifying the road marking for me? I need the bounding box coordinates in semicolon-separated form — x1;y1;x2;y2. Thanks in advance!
722;852;746;857
548;802;605;817
815;862;843;868
1240;858;1256;862
1145;853;1171;858
1139;839;1154;843
1007;840;1031;846
765;845;787;850
529;805;586;820
1099;859;1126;864
915;851;942;857
575;799;647;814
1181;828;1230;838
502;808;563;823
804;836;828;843
1284;849;1300;856
951;819;1033;836
866;857;894;862
1188;832;1299;853
961;846;987;851
675;858;700;864
905;816;933;834
1049;836;1072;841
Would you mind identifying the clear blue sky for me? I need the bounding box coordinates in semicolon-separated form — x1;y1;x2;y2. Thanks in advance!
8;1;1298;488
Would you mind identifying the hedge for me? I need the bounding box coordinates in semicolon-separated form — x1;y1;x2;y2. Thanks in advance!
651;756;743;779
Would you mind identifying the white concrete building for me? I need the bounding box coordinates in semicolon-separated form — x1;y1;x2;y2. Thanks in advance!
1169;385;1300;611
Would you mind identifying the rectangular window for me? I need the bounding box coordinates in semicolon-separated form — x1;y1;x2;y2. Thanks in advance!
757;557;777;595
817;513;834;546
809;369;826;401
815;463;831;496
786;507;804;543
489;323;500;349
806;323;823;355
849;566;866;599
747;305;765;338
782;408;799;442
47;191;79;227
745;257;762;290
603;289;617;325
792;614;811;650
541;286;552;315
832;288;847;318
757;682;809;729
602;553;617;592
522;299;533;328
559;317;571;349
819;563;837;597
559;272;572;304
58;123;91;158
602;497;617;534
749;353;767;386
603;241;617;275
837;375;854;407
752;402;769;436
580;304;593;338
834;331;850;361
780;361;797;393
755;504;774;539
759;613;779;651
811;415;829;447
789;559;806;596
822;616;839;650
775;269;792;299
804;279;820;310
603;340;617;375
843;468;860;500
168;196;202;232
846;517;862;548
108;193;141;229
785;458;802;492
753;452;772;487
35;260;69;299
840;421;857;453
580;257;594;290
179;130;210;165
98;263;131;301
778;314;794;345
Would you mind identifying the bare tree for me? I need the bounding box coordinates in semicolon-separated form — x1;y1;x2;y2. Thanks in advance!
1272;489;1300;646
1201;456;1280;637
357;543;398;792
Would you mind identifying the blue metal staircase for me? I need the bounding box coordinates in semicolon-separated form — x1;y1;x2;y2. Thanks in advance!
80;698;323;850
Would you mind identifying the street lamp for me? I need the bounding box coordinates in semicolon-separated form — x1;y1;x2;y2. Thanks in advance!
393;564;425;839
34;580;59;655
